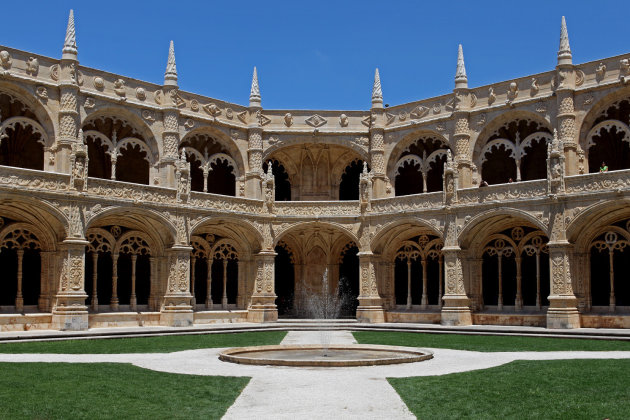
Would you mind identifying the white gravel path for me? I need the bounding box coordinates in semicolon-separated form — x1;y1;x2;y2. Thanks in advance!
1;330;630;419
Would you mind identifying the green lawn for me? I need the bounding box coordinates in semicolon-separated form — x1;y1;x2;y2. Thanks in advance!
353;331;630;352
0;362;248;420
389;359;630;419
0;331;287;353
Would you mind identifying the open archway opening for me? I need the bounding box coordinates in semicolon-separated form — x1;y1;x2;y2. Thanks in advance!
395;161;423;196
478;118;551;184
339;160;365;200
588;219;630;311
274;241;295;316
207;159;236;196
0;92;45;170
480;227;550;312
338;243;359;317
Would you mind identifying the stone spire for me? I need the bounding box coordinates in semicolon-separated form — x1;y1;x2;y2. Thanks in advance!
164;40;178;87
62;9;78;60
558;16;572;65
371;68;383;108
249;66;261;107
454;44;468;89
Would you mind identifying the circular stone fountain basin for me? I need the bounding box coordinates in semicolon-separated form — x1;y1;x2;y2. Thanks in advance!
219;344;433;367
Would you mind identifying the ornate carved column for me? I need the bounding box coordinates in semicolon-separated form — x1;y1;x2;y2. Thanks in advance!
246;126;263;199
57;10;80;174
440;216;472;325
546;202;581;328
158;41;182;188
369;69;387;198
52;238;89;330
247;250;278;322
356;251;385;323
245;67;263;199
160;245;194;327
452;45;474;187
556;17;579;175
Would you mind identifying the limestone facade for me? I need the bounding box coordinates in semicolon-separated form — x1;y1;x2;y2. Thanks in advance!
0;13;629;330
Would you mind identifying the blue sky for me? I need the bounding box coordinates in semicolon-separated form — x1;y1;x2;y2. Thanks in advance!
0;1;626;110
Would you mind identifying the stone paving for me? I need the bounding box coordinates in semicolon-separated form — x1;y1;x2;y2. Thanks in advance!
1;330;630;419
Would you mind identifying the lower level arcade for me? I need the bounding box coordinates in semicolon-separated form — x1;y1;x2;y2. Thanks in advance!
0;199;629;331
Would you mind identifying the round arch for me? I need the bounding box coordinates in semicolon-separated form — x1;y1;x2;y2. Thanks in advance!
0;81;56;143
458;208;548;252
371;217;443;256
85;207;177;253
473;111;552;162
385;130;450;181
180;126;246;177
82;107;159;160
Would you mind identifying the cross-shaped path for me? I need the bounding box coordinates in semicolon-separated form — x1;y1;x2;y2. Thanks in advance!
1;331;630;419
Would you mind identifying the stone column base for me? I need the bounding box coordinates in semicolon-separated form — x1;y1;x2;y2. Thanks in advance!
160;306;193;327
160;298;193;327
441;295;473;326
356;305;385;323
547;296;581;329
52;303;88;331
247;304;278;322
440;306;473;326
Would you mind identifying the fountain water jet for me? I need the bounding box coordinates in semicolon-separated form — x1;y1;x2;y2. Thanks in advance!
218;269;434;367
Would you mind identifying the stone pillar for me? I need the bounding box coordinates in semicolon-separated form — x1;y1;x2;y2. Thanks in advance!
160;245;193;327
130;254;137;311
111;253;119;310
52;238;89;330
91;252;98;310
556;18;579;175
356;251;385;323
247;250;278;322
160;105;180;188
149;256;158;311
369;127;387;199
56;62;80;174
453;113;473;187
245;126;263;199
440;246;472;326
546;241;581;328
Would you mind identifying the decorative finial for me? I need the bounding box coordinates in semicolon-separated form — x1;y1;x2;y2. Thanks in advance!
180;147;186;161
78;128;84;144
558;16;572;65
62;9;78;60
371;68;383;107
455;44;468;89
164;40;178;87
249;66;261;107
362;161;368;174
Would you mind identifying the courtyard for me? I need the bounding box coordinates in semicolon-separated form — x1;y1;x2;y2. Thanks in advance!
1;324;629;419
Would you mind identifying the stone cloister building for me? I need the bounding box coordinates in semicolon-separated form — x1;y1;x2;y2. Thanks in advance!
0;12;629;331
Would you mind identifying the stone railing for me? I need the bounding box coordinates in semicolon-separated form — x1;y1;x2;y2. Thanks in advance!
458;179;547;205
371;191;443;213
565;169;630;194
274;201;359;217
0;166;69;192
88;178;177;204
189;191;263;215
